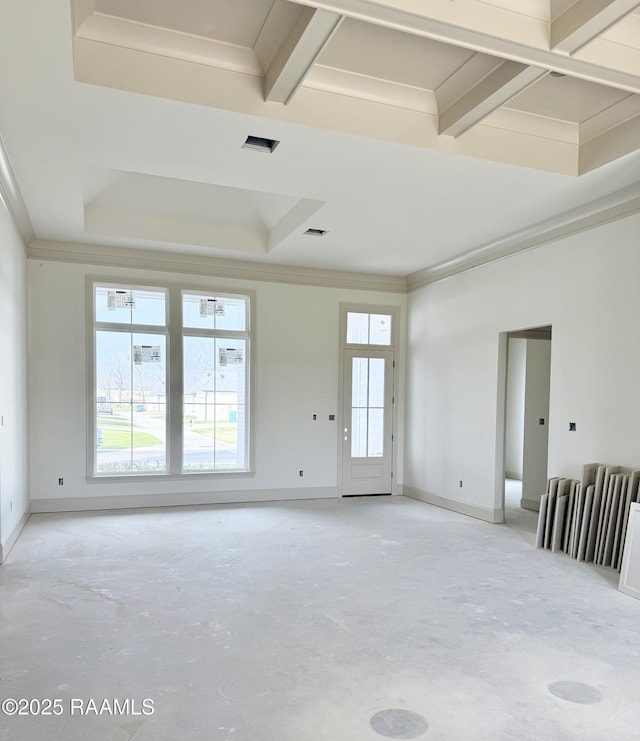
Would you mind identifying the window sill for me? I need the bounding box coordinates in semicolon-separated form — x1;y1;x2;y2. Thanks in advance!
86;470;255;484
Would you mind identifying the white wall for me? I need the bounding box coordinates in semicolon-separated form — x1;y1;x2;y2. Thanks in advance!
505;337;525;479
28;259;406;510
405;212;640;522
0;202;29;561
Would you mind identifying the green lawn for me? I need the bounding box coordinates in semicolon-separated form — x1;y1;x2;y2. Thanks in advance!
101;428;162;449
97;415;131;427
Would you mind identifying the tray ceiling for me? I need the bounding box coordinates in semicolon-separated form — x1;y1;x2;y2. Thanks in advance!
0;0;639;282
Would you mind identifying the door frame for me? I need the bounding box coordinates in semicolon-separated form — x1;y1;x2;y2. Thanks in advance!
338;303;401;497
342;347;395;495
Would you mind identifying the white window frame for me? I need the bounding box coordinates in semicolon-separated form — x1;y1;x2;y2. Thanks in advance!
87;277;255;481
341;305;399;349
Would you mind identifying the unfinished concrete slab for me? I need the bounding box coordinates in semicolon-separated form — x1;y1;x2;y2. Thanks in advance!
2;496;640;740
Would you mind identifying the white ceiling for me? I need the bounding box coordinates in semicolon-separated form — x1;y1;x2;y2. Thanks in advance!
0;0;639;282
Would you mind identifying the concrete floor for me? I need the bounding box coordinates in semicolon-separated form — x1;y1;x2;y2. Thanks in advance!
2;493;640;741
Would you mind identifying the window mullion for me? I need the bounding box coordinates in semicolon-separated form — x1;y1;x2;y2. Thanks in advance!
168;286;183;475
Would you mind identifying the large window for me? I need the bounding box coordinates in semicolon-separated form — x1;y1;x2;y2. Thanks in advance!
91;282;251;478
182;292;247;472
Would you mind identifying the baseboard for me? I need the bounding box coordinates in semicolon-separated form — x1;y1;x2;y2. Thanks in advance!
0;510;30;563
521;498;540;512
30;486;338;514
403;485;503;524
505;471;523;481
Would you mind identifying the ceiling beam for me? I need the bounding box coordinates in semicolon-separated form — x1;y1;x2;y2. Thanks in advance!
264;7;343;104
438;61;546;137
293;0;640;93
579;108;640;172
551;0;640;53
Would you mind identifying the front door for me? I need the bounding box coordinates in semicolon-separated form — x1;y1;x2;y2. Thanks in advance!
342;348;393;495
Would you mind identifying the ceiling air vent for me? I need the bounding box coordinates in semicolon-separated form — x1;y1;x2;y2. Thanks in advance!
242;135;280;153
304;228;328;236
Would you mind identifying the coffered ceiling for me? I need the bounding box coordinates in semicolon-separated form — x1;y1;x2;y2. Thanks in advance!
0;0;639;285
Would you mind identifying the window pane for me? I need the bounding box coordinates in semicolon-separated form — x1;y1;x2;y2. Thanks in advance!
183;336;247;471
369;314;392;345
132;333;166;472
95;286;165;326
183;293;246;331
183;336;215;470
95;330;166;474
183;401;215;472
215;297;246;332
346;312;369;344
214;339;246;468
183;293;215;331
95;286;134;325
96;330;132;403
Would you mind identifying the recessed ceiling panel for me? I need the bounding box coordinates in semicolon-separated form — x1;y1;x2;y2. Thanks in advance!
317;17;477;90
600;8;640;49
82;167;318;253
507;74;630;123
95;0;276;47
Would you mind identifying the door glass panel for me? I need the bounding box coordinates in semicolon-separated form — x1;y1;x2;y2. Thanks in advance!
346;311;392;345
346;312;369;344
351;408;368;458
352;357;368;407
368;358;385;407
350;356;386;459
368;408;384;457
369;314;392;345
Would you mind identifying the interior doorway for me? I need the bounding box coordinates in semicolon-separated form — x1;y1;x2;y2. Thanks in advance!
502;326;552;522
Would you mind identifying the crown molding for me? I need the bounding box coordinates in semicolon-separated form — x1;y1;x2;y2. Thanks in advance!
28;180;640;295
407;182;640;291
0;134;35;248
27;240;408;294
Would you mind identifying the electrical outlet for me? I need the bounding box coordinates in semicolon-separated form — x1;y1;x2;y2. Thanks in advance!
58;477;64;485
569;422;576;431
312;414;317;420
299;470;304;477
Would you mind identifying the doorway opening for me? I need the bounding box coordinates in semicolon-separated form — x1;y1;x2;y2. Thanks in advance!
500;326;552;526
